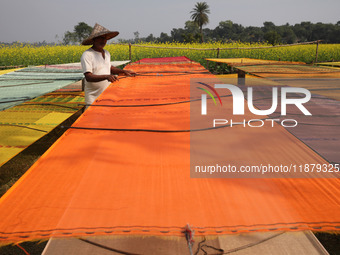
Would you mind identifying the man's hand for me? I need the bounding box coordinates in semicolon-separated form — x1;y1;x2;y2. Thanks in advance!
110;66;137;77
122;70;137;77
106;74;119;82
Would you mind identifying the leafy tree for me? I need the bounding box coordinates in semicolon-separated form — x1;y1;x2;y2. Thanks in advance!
74;22;92;42
183;21;200;42
243;26;264;42
281;27;296;44
63;31;78;45
300;22;313;41
171;28;186;42
213;20;246;41
184;20;200;35
292;23;308;42
214;20;233;41
158;32;171;43
263;21;276;33
63;22;92;45
190;2;210;42
275;23;296;44
145;34;155;42
264;30;281;45
133;31;140;42
331;22;340;42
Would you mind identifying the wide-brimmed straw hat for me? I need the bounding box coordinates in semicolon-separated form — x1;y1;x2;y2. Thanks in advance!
81;23;119;45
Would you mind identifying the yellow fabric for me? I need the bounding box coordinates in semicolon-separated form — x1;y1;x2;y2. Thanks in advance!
317;62;340;67
0;92;84;166
0;68;22;75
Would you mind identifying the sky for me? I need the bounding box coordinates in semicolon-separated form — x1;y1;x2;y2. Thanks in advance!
0;0;339;43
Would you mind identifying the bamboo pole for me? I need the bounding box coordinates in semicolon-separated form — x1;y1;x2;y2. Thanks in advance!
314;40;320;64
118;40;320;52
0;65;25;70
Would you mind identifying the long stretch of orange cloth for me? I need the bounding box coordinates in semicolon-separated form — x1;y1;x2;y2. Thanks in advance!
0;57;339;244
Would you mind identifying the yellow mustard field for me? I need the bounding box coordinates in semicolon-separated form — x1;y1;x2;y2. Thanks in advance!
1;42;340;67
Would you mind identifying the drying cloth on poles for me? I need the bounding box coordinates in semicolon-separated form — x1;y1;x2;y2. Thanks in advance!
317;62;340;68
0;57;339;245
233;64;340;78
0;68;23;75
0;66;84;111
43;61;131;70
0;91;84;166
135;56;193;64
227;78;340;164
206;58;304;66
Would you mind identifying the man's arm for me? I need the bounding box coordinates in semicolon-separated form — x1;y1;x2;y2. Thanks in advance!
111;66;137;76
83;66;136;83
84;72;118;83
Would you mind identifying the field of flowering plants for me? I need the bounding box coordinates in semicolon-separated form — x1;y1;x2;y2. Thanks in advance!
1;42;340;68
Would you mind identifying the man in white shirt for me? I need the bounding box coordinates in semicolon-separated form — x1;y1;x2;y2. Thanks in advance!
81;23;136;107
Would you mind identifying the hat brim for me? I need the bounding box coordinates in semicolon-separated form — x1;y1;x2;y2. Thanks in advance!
81;31;119;45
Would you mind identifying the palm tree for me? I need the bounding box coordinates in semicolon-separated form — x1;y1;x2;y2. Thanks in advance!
190;2;210;43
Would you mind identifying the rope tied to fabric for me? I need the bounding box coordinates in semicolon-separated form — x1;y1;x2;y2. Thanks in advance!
185;224;195;255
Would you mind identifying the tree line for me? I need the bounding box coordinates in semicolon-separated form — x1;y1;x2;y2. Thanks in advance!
2;2;340;46
126;20;340;45
62;20;340;46
131;2;340;45
60;3;340;45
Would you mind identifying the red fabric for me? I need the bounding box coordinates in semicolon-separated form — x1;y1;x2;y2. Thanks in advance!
137;56;192;64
